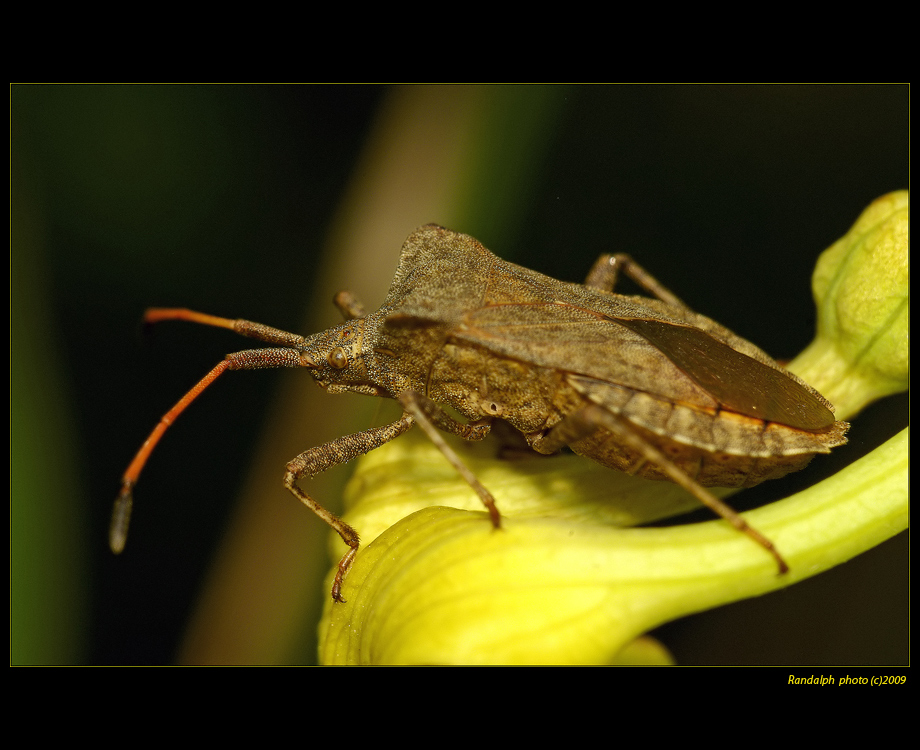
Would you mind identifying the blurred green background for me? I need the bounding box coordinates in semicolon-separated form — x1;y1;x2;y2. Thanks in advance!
11;84;908;665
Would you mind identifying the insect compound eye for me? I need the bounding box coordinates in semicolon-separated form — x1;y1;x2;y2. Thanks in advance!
327;347;349;370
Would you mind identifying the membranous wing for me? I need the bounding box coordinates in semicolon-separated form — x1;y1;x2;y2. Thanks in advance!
452;299;836;432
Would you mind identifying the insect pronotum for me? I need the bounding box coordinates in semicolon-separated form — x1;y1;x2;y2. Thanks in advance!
112;225;848;601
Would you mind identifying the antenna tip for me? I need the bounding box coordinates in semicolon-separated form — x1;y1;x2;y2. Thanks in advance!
109;485;134;554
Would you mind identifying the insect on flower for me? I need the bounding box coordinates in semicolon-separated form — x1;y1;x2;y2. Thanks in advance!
112;224;848;601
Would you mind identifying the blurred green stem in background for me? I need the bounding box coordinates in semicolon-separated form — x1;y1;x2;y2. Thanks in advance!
11;160;88;665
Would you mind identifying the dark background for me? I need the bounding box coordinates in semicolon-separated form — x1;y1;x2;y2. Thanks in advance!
11;84;908;665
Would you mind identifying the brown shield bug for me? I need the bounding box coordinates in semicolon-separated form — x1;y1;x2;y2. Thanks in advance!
111;224;848;601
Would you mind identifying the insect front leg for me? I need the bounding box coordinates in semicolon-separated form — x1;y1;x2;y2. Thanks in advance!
333;290;367;320
397;391;501;529
533;403;790;575
585;254;688;309
284;413;415;602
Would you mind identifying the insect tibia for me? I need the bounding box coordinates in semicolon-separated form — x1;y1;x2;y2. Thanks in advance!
398;391;502;529
109;483;134;554
540;403;791;573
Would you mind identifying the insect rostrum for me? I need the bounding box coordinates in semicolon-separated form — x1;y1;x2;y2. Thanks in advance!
113;224;848;602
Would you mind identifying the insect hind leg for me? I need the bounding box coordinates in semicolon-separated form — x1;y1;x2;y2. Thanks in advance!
533;404;789;575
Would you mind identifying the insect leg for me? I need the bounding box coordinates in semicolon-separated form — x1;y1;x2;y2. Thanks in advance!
535;404;790;575
397;391;501;530
284;413;415;602
333;291;367;320
402;391;492;442
585;255;688;309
